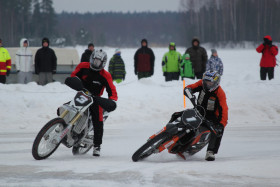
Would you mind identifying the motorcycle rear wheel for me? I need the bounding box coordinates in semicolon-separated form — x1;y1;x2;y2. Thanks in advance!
32;118;66;160
132;132;168;162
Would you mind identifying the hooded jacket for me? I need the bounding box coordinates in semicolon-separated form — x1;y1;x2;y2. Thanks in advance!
134;39;155;74
15;38;33;72
180;53;194;78
162;42;182;73
256;35;278;67
35;38;57;74
206;55;223;75
81;49;93;62
185;38;208;73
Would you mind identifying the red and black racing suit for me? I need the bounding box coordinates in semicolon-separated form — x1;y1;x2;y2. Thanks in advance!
71;62;118;147
186;80;228;154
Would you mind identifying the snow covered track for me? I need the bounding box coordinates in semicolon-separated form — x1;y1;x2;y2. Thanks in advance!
0;48;280;186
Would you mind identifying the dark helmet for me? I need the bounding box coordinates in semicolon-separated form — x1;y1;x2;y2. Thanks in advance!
89;49;107;71
202;71;221;92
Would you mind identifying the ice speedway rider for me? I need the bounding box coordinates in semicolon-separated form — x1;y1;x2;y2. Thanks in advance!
70;49;118;156
184;70;228;161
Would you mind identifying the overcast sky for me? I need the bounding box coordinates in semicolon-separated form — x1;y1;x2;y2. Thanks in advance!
52;0;181;13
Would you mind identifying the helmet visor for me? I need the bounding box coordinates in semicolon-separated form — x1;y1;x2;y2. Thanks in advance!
203;80;215;91
92;58;102;69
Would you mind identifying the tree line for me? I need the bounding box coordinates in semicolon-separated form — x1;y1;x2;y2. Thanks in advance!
180;0;280;43
0;0;280;47
0;0;56;47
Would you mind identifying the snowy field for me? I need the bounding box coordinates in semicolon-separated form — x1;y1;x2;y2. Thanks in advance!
1;47;280;187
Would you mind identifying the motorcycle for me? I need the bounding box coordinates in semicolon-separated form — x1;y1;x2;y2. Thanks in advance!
32;77;109;160
132;89;219;162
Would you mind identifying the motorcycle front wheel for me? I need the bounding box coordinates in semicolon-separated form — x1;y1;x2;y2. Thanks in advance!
132;132;168;162
32;118;66;160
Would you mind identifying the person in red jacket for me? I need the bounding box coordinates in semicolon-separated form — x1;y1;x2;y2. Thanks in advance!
256;35;278;80
184;71;228;161
70;49;118;157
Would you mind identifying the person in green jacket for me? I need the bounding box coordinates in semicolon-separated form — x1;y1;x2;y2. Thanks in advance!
180;53;195;80
108;49;126;83
162;42;182;81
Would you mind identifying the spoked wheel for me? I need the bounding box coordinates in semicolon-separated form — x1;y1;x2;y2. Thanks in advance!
72;135;93;155
32;118;66;160
132;133;168;162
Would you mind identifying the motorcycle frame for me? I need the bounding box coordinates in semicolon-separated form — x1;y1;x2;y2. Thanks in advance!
56;91;94;147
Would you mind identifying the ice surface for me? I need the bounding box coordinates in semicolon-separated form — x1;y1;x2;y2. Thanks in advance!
0;47;280;187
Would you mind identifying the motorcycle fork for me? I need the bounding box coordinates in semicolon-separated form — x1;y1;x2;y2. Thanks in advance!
59;112;83;147
149;126;167;140
60;110;69;118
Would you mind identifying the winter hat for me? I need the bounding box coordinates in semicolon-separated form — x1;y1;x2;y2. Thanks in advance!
115;48;121;54
88;43;94;48
169;42;176;50
211;49;217;54
264;35;272;41
42;37;49;46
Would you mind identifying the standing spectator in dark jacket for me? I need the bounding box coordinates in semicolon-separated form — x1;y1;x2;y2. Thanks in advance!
134;39;155;80
256;35;278;80
108;49;126;83
81;43;94;62
35;37;57;85
185;38;208;79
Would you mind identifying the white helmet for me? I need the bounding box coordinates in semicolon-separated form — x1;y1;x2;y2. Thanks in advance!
90;49;107;71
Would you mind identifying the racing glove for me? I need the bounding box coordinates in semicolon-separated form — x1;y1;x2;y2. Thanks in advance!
214;123;224;137
184;87;193;98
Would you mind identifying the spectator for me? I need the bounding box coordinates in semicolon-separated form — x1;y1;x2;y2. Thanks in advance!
256;35;278;80
206;49;223;76
15;38;33;84
35;37;57;85
134;39;155;80
185;37;208;79
162;42;182;81
108;49;126;83
180;53;195;80
81;43;94;62
0;38;11;84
